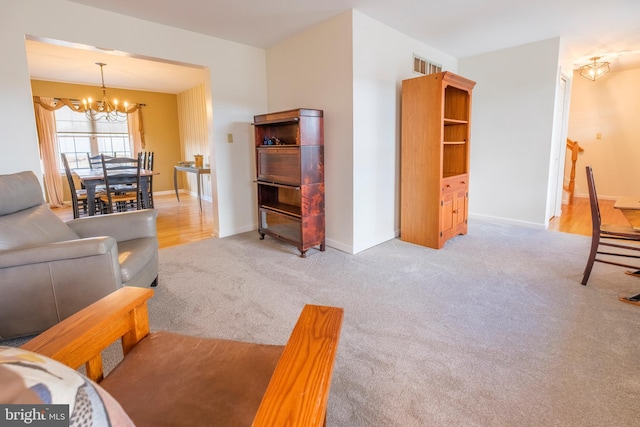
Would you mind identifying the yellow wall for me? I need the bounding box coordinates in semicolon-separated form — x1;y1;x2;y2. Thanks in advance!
30;80;182;198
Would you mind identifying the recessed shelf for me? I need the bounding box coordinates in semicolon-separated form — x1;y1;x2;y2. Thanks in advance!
443;140;467;145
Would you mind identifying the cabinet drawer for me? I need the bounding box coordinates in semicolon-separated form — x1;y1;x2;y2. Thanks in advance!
257;147;300;185
442;174;468;194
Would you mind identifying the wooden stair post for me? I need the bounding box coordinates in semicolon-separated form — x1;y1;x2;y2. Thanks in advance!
564;138;584;204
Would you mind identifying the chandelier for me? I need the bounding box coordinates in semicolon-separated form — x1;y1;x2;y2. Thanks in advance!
83;62;133;121
579;57;610;81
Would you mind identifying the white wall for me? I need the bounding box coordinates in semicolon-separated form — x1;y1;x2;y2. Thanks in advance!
267;10;458;253
567;67;640;200
266;11;355;252
351;11;457;253
1;0;267;238
459;38;561;227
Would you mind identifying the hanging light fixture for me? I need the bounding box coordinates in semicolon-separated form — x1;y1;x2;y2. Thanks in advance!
83;62;133;121
579;57;610;81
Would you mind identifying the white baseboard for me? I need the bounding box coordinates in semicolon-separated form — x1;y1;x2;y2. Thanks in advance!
468;213;546;230
155;189;212;203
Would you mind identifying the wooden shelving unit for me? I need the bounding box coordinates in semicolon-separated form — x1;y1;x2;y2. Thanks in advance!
253;108;325;257
400;71;476;249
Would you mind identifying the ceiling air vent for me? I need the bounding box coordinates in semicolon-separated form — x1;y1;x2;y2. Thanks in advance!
413;54;442;75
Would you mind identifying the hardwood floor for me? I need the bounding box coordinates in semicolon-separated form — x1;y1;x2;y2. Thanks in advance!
548;197;629;236
52;193;215;249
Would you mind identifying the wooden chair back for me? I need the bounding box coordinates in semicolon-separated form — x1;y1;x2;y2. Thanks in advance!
88;153;114;169
585;165;602;234
582;165;640;285
100;153;142;213
139;151;155;208
61;153;85;219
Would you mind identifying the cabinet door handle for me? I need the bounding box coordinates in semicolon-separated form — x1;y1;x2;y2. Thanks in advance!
446;184;451;188
461;181;466;184
453;209;459;213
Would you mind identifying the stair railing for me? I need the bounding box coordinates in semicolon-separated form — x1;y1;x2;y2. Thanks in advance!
564;138;584;204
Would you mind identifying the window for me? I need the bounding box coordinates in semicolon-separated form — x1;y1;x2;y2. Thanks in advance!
55;106;131;169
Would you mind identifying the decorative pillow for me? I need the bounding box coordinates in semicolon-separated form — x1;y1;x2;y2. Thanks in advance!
0;346;134;427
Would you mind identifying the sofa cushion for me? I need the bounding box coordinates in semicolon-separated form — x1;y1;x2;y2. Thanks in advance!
0;346;134;426
116;237;158;283
0;171;44;216
100;331;284;427
0;205;79;250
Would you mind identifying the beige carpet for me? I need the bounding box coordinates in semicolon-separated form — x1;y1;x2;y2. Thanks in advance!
148;219;640;426
4;219;640;426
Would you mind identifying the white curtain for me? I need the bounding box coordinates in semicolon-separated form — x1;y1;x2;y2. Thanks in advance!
33;97;64;207
128;108;145;155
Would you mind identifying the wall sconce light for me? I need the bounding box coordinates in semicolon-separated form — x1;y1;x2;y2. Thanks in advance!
579;57;610;81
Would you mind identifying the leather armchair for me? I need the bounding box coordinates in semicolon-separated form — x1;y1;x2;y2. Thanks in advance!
0;171;158;340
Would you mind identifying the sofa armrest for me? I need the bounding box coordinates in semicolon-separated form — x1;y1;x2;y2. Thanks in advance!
253;305;344;427
67;209;157;242
0;237;116;268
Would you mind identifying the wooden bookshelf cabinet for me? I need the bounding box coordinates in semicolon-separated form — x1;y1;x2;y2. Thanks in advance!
253;109;325;257
400;72;475;249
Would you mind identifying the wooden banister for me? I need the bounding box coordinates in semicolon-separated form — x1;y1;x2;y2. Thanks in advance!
564;138;584;204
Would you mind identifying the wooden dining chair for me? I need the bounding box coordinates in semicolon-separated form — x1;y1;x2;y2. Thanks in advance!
582;165;640;285
88;153;114;169
139;151;154;208
61;153;98;218
99;153;142;213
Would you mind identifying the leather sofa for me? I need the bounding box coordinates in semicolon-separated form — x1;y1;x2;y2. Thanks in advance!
0;171;158;340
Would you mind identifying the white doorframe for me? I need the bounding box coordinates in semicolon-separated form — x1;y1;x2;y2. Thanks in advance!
546;72;572;225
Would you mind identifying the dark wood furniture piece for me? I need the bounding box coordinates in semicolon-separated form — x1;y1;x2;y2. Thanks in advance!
62;153;91;218
73;167;156;215
581;166;640;299
253;109;325;257
99;154;142;213
141;151;154;208
88;153;114;169
21;287;344;427
401;71;476;249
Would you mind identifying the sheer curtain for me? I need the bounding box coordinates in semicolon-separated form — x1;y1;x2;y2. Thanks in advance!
33;97;64;207
32;96;145;204
128;108;145;156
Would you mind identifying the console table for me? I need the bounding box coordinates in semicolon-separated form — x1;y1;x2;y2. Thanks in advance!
173;165;210;211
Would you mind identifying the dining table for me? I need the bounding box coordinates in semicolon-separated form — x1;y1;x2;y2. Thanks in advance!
73;168;158;216
613;197;640;304
613;197;640;230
